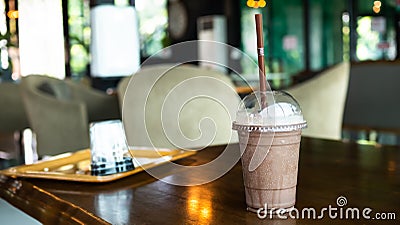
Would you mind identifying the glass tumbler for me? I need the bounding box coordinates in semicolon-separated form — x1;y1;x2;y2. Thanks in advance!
90;120;134;176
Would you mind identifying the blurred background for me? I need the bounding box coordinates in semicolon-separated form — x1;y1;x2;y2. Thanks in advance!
1;0;400;164
0;0;398;87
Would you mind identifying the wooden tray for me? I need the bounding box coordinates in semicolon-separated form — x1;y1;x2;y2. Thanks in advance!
0;148;196;183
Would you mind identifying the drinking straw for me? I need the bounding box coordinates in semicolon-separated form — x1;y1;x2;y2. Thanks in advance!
255;13;267;109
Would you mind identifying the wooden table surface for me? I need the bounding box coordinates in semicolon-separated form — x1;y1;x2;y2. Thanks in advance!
0;137;399;224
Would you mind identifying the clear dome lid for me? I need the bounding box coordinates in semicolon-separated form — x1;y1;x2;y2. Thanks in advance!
232;91;307;132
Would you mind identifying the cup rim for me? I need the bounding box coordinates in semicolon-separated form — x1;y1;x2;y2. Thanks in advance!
232;121;307;132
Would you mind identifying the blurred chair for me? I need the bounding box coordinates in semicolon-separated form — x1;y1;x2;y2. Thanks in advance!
0;82;29;160
286;62;350;140
0;82;29;133
342;61;400;145
20;75;120;156
117;64;240;149
64;79;120;122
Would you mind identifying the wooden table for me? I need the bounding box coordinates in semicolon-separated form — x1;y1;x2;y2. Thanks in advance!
0;138;399;224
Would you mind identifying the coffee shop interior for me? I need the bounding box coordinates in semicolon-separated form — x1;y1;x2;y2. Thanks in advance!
0;0;399;224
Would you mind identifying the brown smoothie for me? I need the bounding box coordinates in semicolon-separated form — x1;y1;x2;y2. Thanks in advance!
238;129;302;211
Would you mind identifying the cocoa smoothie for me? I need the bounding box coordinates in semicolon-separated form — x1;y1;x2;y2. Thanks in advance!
233;91;306;212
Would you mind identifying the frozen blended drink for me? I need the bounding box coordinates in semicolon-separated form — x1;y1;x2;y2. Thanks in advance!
233;91;306;212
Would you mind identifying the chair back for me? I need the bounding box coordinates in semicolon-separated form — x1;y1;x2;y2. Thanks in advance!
286;62;350;140
21;75;89;156
118;64;240;149
343;61;400;133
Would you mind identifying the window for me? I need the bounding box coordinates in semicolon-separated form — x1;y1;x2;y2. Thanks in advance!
240;0;305;76
67;0;90;78
136;0;168;57
356;16;396;61
19;0;66;79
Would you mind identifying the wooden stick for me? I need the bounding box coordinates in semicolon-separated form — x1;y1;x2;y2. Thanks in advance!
255;13;267;108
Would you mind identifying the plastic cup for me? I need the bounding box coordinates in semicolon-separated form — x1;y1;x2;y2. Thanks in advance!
232;91;306;212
